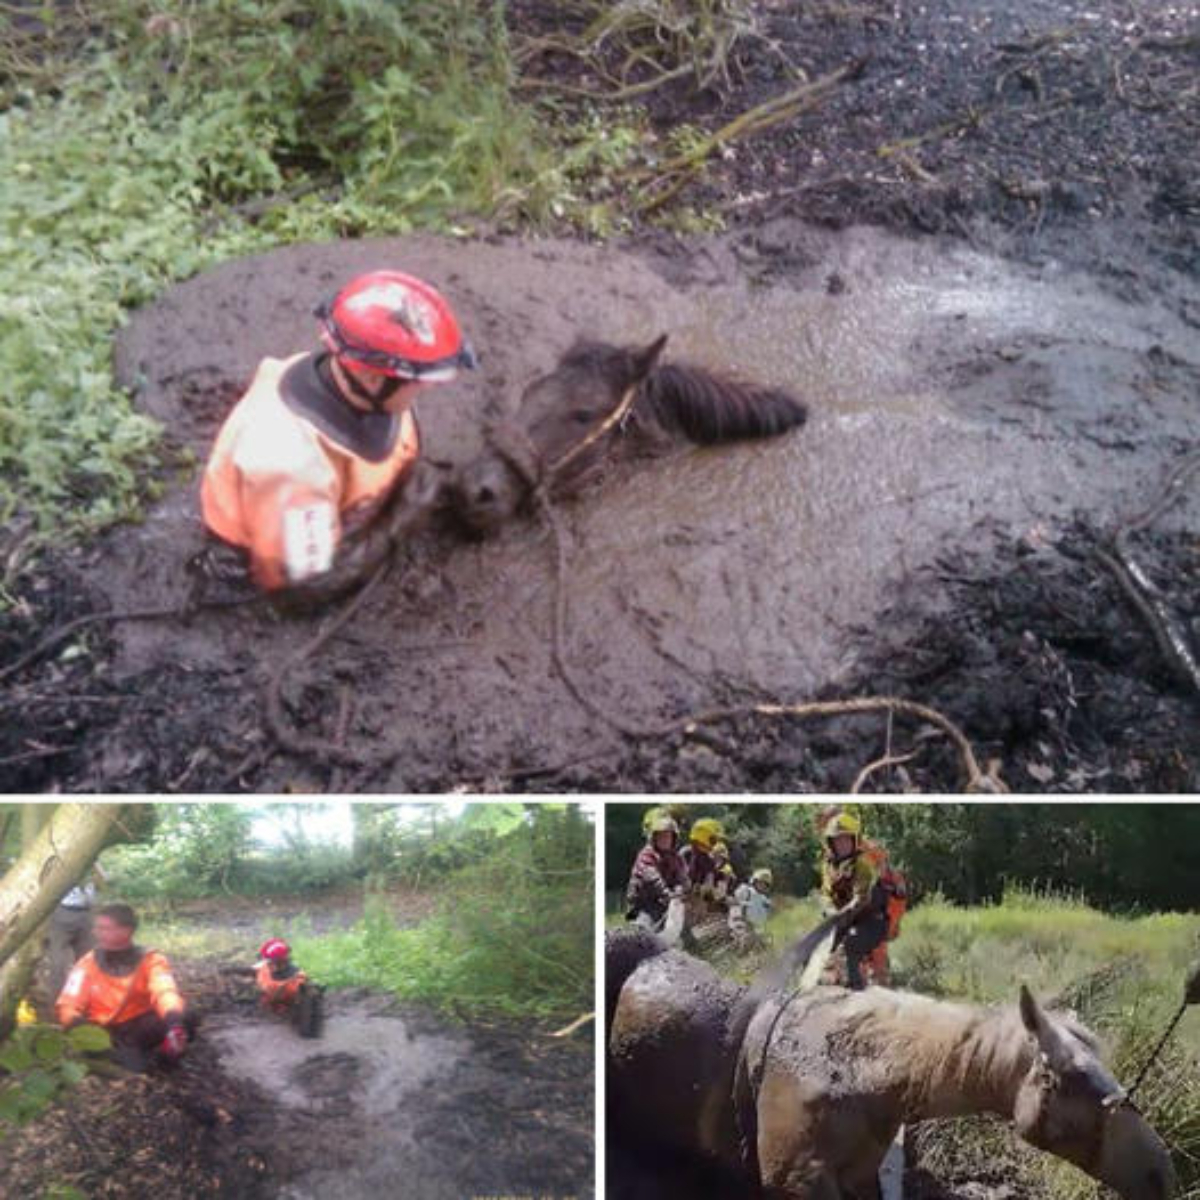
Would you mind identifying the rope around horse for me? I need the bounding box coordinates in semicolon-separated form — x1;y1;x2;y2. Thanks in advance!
484;402;1006;793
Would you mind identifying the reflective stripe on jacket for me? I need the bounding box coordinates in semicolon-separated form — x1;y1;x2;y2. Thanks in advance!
56;949;184;1028
201;354;420;590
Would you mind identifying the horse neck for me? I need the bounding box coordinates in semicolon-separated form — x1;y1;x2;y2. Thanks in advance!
890;998;1033;1121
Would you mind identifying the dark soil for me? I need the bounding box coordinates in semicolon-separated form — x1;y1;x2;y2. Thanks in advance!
2;0;1198;794
3;955;593;1200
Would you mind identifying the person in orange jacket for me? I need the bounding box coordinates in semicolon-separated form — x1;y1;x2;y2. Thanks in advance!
56;903;194;1070
255;938;307;1015
198;270;477;600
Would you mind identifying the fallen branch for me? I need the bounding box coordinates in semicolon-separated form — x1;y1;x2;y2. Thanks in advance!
1095;447;1200;698
630;57;867;213
550;1012;595;1039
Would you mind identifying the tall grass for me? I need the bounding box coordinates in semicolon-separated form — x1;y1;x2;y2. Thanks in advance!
288;864;593;1019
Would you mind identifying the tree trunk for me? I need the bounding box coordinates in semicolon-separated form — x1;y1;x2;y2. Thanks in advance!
0;806;53;1038
0;803;150;977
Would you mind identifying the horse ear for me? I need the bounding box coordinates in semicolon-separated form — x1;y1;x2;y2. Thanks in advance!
632;334;669;380
1019;985;1047;1038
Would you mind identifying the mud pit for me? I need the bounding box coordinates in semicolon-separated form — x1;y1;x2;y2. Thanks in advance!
2;220;1198;792
3;961;593;1200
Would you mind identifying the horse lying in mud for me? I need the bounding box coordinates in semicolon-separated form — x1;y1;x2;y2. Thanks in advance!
449;334;808;535
606;928;1173;1200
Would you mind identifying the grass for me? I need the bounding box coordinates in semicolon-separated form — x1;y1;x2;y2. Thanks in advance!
139;871;592;1021
755;884;1200;1198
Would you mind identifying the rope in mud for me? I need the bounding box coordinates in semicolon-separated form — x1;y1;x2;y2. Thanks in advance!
261;554;405;773
486;399;1006;794
0;595;258;688
1095;447;1200;698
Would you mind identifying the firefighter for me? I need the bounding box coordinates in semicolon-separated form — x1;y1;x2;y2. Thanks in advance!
625;811;688;931
810;805;906;985
819;813;890;990
680;817;724;892
255;938;308;1016
199;270;477;601
55;903;194;1070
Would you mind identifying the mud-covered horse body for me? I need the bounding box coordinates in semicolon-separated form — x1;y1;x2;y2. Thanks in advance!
606;929;1174;1200
451;334;807;535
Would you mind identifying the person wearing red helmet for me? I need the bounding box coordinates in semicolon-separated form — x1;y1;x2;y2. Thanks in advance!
200;270;477;597
254;938;308;1015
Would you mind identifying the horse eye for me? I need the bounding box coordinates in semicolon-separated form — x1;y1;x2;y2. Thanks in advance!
475;486;496;503
571;410;594;424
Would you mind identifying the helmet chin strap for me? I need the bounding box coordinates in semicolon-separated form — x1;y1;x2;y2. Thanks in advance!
336;358;405;411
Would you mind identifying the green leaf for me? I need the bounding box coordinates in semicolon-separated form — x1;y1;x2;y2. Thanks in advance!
58;1061;88;1086
32;1030;65;1063
66;1024;111;1053
20;1068;58;1106
0;1040;34;1073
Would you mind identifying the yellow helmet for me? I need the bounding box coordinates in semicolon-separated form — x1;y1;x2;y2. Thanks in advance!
15;998;37;1026
751;868;773;889
689;817;725;851
823;812;861;842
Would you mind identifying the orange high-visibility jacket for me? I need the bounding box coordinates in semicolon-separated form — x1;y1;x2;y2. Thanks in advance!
255;962;308;1009
201;354;420;591
56;949;184;1028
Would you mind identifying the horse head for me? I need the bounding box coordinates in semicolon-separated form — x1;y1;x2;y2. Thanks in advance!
449;335;669;535
1013;986;1174;1200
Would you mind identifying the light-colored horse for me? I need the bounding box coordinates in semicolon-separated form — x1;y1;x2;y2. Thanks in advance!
607;931;1174;1200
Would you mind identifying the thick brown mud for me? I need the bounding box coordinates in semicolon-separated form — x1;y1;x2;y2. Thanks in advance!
1;222;1197;793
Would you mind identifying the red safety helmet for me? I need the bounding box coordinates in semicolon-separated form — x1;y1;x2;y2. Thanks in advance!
316;270;477;383
259;938;290;961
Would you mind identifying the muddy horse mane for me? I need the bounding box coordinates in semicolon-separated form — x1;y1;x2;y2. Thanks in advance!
558;340;808;443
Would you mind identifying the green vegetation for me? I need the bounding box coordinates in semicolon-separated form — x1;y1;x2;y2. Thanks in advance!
87;801;592;1018
0;1022;111;1134
0;0;769;557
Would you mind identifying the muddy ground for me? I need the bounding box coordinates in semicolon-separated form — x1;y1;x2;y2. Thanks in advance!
1;0;1198;793
3;903;593;1200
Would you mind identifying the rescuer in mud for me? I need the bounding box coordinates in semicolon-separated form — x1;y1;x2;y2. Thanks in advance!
819;812;891;990
254;938;324;1037
199;270;477;601
55;903;195;1070
625;811;689;931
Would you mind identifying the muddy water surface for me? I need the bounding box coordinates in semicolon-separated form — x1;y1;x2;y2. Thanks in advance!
210;1006;466;1116
94;225;1199;789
